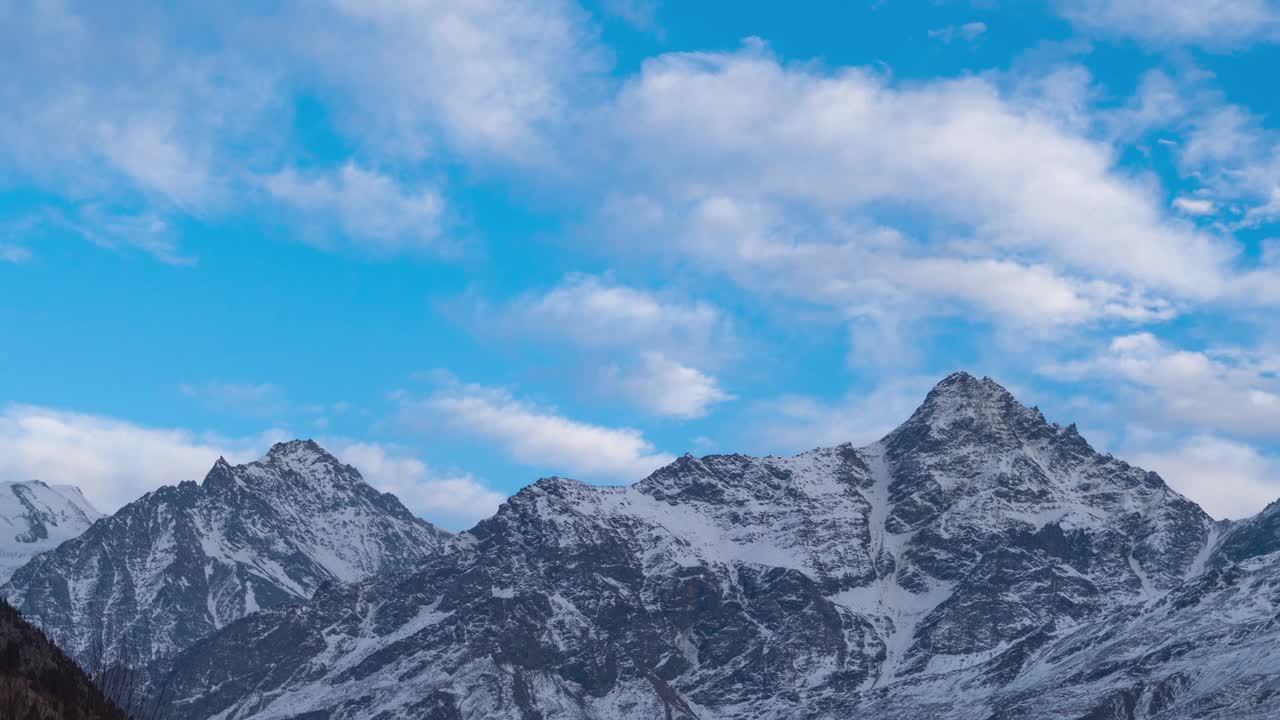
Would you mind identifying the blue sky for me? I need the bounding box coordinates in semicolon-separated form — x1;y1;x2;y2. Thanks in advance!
3;0;1280;529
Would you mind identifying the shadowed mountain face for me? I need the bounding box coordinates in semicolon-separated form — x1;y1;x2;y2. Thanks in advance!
154;373;1280;720
0;596;125;720
1;440;450;669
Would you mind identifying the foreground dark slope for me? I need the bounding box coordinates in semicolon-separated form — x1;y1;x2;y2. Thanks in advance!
156;372;1275;720
0;597;125;720
2;440;450;669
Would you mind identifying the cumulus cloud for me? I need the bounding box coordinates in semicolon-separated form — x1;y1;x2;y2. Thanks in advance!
0;0;600;259
1043;333;1280;438
1055;0;1280;47
483;274;736;417
1131;436;1280;520
401;379;675;482
600;352;734;419
262;163;447;254
600;43;1236;332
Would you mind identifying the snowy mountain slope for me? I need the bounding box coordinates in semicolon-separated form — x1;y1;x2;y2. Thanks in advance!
1;440;450;668
159;373;1252;720
0;480;102;583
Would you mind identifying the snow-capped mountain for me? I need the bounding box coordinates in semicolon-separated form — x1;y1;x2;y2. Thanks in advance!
1;439;450;667
0;480;102;583
158;373;1273;720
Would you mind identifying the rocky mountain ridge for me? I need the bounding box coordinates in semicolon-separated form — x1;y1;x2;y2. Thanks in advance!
154;373;1275;719
2;439;450;668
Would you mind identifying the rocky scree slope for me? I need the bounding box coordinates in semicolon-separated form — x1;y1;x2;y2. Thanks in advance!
1;440;449;668
158;373;1262;720
0;481;102;583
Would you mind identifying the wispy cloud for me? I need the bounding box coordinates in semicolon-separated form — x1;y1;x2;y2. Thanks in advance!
928;21;987;43
1054;0;1280;48
261;163;448;254
399;377;675;482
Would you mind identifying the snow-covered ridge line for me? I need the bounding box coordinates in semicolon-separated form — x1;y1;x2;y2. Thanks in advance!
156;372;1272;720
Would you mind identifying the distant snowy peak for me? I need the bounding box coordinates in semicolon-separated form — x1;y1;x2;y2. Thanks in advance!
2;440;449;666
0;481;102;583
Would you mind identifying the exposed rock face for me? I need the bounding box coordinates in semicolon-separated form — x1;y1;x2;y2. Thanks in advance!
0;596;125;720
0;481;102;583
159;373;1275;720
1;440;449;668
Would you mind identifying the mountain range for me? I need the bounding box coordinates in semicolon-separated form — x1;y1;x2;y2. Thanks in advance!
4;373;1280;719
2;440;449;668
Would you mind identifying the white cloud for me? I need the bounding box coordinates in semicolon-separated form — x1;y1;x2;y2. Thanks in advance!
1172;196;1216;216
601;352;734;419
324;440;504;530
402;379;675;482
0;0;599;259
262;163;447;254
1044;332;1280;438
607;194;1175;328
601;44;1237;331
928;21;988;43
1131;436;1280;520
60;207;193;265
487;275;736;417
497;274;734;359
294;0;602;162
0;1;275;212
0;403;284;512
1055;0;1280;47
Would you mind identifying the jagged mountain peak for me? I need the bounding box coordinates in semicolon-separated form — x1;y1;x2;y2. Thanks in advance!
3;442;448;667
908;371;1035;426
882;371;1088;463
262;437;333;465
201;439;362;497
